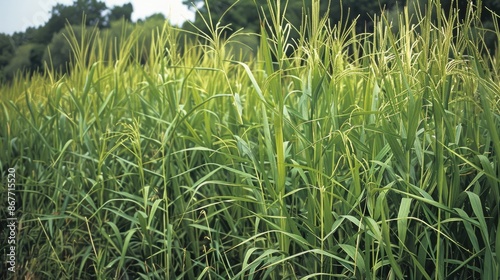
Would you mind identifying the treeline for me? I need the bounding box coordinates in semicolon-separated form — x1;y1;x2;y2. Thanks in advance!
0;0;164;82
0;0;498;83
183;0;499;54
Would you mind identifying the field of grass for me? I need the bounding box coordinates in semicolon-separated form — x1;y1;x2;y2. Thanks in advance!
1;0;500;279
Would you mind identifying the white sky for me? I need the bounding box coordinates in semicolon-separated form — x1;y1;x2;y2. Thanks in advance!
0;0;196;34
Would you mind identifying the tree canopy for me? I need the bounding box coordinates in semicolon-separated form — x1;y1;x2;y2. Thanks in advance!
108;3;134;22
32;0;108;44
182;0;397;35
0;0;137;81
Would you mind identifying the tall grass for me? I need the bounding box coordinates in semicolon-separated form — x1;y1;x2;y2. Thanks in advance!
1;0;499;279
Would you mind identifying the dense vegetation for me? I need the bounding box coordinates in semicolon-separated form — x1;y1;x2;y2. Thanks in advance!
1;0;500;279
1;0;499;82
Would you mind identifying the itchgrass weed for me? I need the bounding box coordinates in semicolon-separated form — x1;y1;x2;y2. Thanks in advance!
1;0;499;279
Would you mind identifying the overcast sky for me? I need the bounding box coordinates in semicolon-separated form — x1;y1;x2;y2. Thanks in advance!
0;0;196;35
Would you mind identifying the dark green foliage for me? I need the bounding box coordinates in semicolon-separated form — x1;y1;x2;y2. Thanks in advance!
182;0;500;56
0;34;15;82
28;44;46;71
42;24;101;74
2;43;45;80
181;0;401;60
33;0;107;44
388;0;499;52
183;0;398;36
108;3;134;22
42;26;82;73
0;1;136;82
53;0;108;27
0;34;14;68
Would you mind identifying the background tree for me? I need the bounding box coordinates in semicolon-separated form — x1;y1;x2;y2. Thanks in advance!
108;3;134;22
0;34;15;81
182;0;398;35
183;0;499;58
42;25;95;73
0;34;14;69
34;0;107;44
2;43;45;80
181;0;398;59
387;0;499;52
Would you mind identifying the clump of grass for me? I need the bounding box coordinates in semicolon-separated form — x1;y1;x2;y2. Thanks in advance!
1;0;499;279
